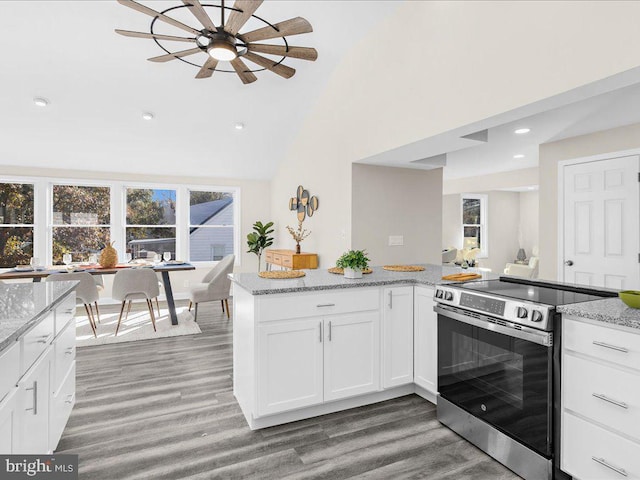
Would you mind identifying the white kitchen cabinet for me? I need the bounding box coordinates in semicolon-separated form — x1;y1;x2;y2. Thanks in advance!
413;286;437;395
562;315;640;479
0;388;18;453
257;318;324;416
324;311;380;401
382;286;414;389
15;348;52;454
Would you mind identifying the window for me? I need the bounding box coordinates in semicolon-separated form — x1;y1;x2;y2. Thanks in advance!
0;183;34;268
462;194;488;257
52;185;111;264
126;188;176;260
189;190;234;261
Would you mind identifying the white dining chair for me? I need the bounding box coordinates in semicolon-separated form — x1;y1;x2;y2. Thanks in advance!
111;268;160;336
188;254;235;321
46;272;99;337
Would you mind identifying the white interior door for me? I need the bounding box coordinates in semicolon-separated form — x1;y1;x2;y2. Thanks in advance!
562;155;640;289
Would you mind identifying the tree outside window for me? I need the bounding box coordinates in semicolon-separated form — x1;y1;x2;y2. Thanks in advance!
0;183;34;267
462;194;488;257
126;188;176;259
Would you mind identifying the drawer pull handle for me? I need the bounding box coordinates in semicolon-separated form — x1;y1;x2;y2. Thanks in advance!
592;392;628;409
389;291;393;309
65;347;74;355
593;340;628;353
329;321;332;341
592;456;628;477
37;334;53;344
25;381;38;415
316;303;335;308
319;322;322;343
65;394;75;405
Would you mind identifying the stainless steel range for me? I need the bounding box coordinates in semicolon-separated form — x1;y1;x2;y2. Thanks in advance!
433;277;612;480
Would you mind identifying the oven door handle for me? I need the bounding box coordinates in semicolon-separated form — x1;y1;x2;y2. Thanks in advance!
434;305;553;347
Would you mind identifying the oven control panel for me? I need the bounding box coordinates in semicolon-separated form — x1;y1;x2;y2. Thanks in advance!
434;287;552;331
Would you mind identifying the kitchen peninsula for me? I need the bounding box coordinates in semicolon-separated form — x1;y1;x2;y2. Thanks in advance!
230;264;495;430
0;281;78;454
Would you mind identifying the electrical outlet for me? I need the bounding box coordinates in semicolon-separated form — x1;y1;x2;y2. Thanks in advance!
388;235;404;246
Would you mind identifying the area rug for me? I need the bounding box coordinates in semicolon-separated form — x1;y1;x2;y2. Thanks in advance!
76;306;201;347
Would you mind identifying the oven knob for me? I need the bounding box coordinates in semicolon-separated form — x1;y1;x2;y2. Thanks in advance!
516;306;528;319
435;289;443;299
445;291;454;301
531;310;543;322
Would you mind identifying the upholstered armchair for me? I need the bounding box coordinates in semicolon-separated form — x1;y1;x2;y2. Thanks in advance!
504;257;539;278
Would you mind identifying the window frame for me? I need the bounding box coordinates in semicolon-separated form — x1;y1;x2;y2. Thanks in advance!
461;193;488;258
0;180;37;268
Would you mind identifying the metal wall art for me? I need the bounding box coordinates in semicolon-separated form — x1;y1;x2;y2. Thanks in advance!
289;185;318;222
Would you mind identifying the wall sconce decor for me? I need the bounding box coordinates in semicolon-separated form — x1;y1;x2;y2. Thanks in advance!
289;185;319;222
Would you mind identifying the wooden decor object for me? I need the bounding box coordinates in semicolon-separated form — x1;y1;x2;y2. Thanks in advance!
382;265;426;272
265;249;318;270
258;270;306;279
441;273;482;281
328;267;373;275
99;242;118;268
289;185;319;223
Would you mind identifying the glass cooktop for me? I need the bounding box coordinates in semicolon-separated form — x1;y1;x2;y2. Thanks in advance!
453;279;609;307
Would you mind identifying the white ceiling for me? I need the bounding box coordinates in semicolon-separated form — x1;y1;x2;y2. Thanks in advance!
0;0;398;180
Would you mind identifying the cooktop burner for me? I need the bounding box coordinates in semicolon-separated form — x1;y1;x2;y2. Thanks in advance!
455;279;608;307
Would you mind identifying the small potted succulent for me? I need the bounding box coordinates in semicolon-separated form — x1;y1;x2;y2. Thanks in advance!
335;249;370;279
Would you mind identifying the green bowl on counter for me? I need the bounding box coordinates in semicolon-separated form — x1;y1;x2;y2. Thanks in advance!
619;290;640;309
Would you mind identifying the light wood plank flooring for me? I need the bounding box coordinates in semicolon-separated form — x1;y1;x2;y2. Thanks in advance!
56;300;520;480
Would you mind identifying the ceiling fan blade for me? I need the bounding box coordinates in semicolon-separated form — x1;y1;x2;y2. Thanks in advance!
247;43;317;61
230;57;257;84
182;0;217;32
148;47;204;62
117;0;200;36
243;51;295;79
224;0;263;36
115;29;195;43
195;57;219;79
240;17;312;43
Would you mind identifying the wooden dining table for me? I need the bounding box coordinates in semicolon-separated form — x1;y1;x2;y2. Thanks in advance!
0;263;195;325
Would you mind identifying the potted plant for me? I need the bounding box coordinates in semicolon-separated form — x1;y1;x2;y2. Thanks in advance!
246;221;274;272
335;249;370;279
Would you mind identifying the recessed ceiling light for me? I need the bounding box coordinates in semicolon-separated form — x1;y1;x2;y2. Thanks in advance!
514;128;531;134
234;122;244;130
33;97;49;107
513;154;525;159
142;112;154;120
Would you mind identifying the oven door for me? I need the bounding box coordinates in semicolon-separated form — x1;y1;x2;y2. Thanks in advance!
437;305;553;457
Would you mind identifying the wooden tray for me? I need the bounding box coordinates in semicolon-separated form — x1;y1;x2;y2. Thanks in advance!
328;267;373;275
383;265;425;272
441;273;482;281
258;270;306;279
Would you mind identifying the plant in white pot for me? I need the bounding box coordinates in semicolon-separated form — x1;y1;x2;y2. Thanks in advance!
335;249;370;279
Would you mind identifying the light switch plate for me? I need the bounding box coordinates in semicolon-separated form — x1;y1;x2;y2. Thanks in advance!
388;235;404;246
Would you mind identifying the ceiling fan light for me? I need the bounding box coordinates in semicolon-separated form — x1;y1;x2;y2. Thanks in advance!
208;36;237;61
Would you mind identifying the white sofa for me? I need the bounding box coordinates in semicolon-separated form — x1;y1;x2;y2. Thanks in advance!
504;257;539;278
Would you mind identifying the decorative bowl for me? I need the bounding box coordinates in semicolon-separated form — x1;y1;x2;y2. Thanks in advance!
619;290;640;309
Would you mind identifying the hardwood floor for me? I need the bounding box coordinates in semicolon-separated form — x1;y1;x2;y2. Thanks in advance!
56;300;520;480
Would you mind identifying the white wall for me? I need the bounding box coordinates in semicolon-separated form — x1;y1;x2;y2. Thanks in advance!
519;191;539;258
0;165;270;298
351;164;442;266
271;1;640;263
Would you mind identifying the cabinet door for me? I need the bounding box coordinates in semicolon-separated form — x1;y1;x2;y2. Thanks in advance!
0;388;18;454
15;349;51;454
324;311;380;401
257;318;323;416
414;286;437;394
382;287;414;388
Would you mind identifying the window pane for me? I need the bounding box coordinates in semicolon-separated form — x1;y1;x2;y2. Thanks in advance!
127;189;176;225
462;198;481;225
126;227;176;259
0;183;34;224
189;227;234;261
52;227;110;264
0;227;33;267
53;185;110;225
463;226;481;249
189;191;233;226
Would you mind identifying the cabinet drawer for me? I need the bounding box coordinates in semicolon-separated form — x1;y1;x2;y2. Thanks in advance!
21;312;54;376
272;254;282;264
563;412;640;479
564;353;640;441
55;293;76;337
564;317;640;370
0;343;19;403
53;322;76;394
49;362;75;452
282;256;293;267
265;251;274;262
259;288;380;322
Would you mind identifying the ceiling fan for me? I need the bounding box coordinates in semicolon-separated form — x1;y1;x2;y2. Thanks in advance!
115;0;318;84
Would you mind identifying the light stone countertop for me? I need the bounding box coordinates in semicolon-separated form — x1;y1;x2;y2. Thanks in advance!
230;263;498;295
558;297;640;330
0;281;78;354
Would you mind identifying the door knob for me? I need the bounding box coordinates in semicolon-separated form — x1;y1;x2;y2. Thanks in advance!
565;260;574;266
